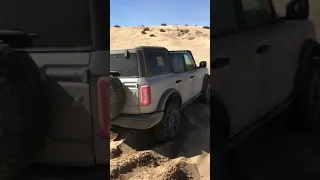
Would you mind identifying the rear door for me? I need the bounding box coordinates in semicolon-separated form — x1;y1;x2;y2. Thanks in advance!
212;0;263;136
239;0;295;115
239;0;278;116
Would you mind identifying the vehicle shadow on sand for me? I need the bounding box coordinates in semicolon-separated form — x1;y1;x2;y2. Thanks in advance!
25;165;109;180
111;102;210;159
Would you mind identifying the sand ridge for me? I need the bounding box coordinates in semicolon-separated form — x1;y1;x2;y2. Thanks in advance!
110;25;210;68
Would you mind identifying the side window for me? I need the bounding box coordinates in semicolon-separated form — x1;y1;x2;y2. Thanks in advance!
147;51;171;76
171;54;186;73
241;0;274;27
183;53;196;71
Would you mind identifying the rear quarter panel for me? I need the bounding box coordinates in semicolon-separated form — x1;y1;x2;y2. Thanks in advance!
139;73;175;114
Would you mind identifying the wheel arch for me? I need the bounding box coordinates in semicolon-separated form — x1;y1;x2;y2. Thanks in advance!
293;38;320;95
211;89;231;147
156;88;182;111
211;89;230;122
201;74;210;91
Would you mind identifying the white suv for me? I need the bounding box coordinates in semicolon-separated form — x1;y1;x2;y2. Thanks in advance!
110;46;210;141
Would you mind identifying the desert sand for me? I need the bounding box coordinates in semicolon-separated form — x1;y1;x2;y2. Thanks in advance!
110;25;210;69
110;103;210;180
110;25;210;180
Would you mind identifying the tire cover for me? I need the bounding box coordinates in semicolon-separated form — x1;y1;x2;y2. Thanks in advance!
110;77;126;120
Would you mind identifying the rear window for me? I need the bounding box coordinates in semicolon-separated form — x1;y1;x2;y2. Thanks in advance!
0;0;91;48
110;53;139;76
146;51;172;76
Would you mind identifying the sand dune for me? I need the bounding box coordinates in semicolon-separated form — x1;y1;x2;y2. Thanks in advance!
110;25;210;68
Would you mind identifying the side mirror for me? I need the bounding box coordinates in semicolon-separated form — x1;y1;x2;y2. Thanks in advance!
199;61;207;68
285;0;309;20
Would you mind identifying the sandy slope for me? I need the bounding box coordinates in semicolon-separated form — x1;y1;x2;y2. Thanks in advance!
110;104;210;180
110;25;210;68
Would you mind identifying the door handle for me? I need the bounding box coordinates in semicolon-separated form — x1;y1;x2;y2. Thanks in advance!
176;80;182;83
212;57;230;69
190;76;195;79
256;45;271;55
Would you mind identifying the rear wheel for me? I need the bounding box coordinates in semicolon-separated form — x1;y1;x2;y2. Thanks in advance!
153;99;181;142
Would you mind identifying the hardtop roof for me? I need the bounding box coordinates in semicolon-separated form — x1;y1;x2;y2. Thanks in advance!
110;46;168;54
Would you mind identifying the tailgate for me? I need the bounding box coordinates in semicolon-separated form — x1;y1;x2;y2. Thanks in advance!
31;52;93;140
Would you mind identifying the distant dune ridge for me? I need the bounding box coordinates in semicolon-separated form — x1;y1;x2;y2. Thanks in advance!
110;25;210;68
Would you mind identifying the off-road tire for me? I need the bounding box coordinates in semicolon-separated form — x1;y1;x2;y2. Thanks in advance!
294;59;320;135
0;44;47;180
153;101;181;142
110;77;125;120
200;80;210;104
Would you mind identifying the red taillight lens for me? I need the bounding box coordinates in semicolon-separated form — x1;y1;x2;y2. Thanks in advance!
140;85;151;106
97;77;110;138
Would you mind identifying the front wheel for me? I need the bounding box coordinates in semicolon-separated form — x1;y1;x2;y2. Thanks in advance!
153;102;181;142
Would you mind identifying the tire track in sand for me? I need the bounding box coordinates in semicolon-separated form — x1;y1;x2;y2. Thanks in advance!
110;103;210;180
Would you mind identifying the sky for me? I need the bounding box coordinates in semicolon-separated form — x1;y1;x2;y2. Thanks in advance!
110;0;210;27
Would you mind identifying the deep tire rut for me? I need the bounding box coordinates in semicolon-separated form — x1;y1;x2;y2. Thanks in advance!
110;128;201;180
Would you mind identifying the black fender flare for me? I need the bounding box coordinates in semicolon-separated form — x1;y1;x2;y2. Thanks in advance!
201;74;210;91
211;88;229;117
156;88;182;111
293;38;320;95
211;88;230;150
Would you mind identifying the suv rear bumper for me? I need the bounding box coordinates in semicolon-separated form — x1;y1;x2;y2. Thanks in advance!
110;111;164;130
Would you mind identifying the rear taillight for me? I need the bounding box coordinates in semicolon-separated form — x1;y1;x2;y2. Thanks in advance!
140;85;151;106
97;77;110;138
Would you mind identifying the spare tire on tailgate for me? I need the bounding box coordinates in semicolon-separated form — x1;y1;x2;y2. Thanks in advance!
110;74;126;120
0;42;47;180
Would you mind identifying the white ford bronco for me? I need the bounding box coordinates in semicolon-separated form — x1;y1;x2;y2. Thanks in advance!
109;46;210;141
212;0;320;178
212;0;319;173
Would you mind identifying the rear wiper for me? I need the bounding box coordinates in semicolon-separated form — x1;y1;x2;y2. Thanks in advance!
0;29;38;48
110;71;122;77
0;30;37;37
